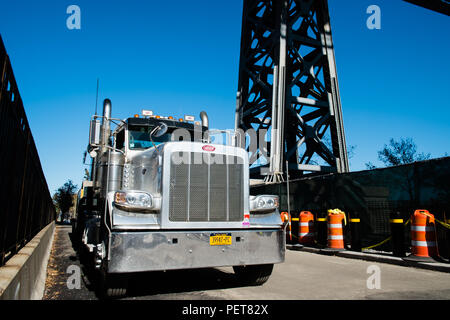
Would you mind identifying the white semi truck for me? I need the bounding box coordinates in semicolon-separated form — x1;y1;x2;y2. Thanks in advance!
73;99;285;297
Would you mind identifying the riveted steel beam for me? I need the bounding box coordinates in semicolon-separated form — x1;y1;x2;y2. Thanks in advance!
403;0;450;16
236;0;349;182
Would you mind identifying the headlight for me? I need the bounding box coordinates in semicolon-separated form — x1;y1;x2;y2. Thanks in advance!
250;195;279;213
114;191;154;210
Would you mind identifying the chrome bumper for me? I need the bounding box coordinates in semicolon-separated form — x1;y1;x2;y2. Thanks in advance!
107;228;285;273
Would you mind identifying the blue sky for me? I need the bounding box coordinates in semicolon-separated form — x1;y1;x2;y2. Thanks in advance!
0;0;449;194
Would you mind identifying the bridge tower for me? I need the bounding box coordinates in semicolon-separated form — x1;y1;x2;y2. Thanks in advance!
235;0;349;182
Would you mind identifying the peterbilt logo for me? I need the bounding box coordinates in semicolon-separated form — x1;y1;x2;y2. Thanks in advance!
202;145;215;152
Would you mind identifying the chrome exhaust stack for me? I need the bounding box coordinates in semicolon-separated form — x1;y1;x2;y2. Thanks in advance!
200;111;209;129
101;98;112;153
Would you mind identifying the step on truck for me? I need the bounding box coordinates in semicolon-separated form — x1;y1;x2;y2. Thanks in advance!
72;99;285;297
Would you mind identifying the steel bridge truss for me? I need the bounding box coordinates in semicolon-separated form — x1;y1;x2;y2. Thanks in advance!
235;0;349;182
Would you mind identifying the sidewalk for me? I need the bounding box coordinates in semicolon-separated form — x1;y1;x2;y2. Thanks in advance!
43;225;97;300
287;244;450;273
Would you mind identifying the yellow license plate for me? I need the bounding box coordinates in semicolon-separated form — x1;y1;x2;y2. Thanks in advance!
209;233;232;246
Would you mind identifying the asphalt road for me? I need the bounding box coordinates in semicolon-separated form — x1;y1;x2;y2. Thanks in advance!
43;225;450;300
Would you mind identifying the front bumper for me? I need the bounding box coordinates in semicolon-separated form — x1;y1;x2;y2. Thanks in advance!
107;228;285;273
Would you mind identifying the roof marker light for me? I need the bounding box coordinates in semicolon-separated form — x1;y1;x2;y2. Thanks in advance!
142;110;153;117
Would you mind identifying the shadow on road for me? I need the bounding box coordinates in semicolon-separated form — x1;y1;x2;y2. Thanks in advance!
69;231;250;300
126;267;242;299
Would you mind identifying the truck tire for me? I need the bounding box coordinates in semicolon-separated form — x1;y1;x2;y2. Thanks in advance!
100;273;128;299
105;286;127;298
98;255;128;299
233;264;274;286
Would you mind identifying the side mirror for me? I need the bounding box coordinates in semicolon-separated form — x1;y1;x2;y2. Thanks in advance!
152;123;168;137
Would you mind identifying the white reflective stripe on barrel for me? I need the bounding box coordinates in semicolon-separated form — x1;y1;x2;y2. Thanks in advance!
411;226;435;232
328;224;342;228
327;235;344;240
300;222;311;227
412;240;437;247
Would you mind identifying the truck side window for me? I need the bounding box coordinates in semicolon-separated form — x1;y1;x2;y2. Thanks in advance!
116;129;125;150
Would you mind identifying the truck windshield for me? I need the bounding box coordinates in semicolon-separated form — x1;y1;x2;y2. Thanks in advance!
128;126;172;150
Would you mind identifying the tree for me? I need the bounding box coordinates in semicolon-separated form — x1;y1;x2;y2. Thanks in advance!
365;137;431;202
309;135;357;167
378;137;430;167
366;137;430;169
53;180;78;222
365;162;377;170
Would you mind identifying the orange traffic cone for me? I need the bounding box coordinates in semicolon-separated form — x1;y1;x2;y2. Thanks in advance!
404;210;439;262
298;211;315;245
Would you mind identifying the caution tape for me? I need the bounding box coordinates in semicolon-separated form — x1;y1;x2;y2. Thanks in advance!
436;218;450;230
288;213;450;250
362;236;392;251
361;216;450;251
413;210;450;230
361;218;410;251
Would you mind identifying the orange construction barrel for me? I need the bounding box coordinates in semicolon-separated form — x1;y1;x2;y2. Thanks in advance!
404;209;439;262
298;211;315;244
324;209;346;252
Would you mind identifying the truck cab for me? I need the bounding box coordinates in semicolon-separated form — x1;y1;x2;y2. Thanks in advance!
74;99;285;297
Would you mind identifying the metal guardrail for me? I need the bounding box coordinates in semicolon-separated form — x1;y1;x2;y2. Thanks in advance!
0;35;55;266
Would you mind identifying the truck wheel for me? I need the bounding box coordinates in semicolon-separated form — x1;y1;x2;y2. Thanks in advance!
233;264;274;286
100;273;128;299
98;257;128;299
105;285;127;298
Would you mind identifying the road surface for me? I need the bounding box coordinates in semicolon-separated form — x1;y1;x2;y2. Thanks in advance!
43;225;450;300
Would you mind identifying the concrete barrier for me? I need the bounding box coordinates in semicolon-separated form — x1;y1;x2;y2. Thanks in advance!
0;221;55;300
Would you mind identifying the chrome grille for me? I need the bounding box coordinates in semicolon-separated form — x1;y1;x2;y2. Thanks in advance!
169;152;244;222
